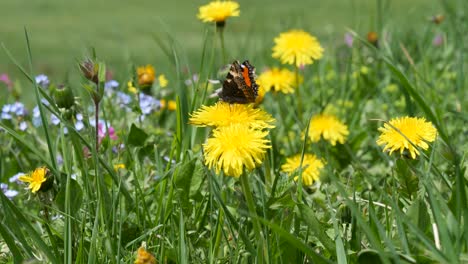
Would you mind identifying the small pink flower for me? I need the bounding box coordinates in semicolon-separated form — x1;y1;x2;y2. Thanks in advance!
0;73;13;88
98;122;118;143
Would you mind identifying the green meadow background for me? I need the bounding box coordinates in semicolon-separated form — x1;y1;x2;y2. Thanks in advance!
1;0;440;82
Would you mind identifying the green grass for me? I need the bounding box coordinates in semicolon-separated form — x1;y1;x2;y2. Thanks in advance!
1;0;441;81
0;0;467;263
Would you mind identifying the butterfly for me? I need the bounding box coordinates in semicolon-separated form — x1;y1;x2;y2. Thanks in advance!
218;60;258;104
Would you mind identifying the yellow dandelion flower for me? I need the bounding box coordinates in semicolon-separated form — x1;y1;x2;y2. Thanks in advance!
204;124;271;177
114;163;125;171
257;68;302;94
255;84;266;105
308;113;349;146
197;1;240;24
158;74;168;88
376;116;437;159
189;101;275;129
272;29;324;67
281;154;325;186
134;245;156;264
19;167;49;193
137;65;155;87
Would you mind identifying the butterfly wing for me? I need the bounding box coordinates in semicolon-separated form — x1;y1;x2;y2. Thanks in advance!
219;60;258;104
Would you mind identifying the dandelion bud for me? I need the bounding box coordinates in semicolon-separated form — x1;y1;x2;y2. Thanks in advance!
431;14;444;25
367;31;378;47
337;204;352;224
79;59;99;84
53;84;75;109
137;65;155;89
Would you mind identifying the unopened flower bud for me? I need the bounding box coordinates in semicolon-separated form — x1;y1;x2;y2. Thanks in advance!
367;31;378;47
53;84;75;109
337;204;352;224
79;59;99;84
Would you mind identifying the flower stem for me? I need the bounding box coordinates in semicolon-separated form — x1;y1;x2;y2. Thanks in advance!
95;102;99;152
217;26;227;64
294;64;303;120
239;173;263;258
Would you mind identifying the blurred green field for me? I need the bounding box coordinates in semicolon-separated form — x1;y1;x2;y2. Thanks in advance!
1;0;441;81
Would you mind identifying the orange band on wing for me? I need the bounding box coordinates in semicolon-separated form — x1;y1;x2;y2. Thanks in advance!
242;67;252;87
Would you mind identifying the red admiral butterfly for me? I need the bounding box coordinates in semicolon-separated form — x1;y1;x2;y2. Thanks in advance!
219;60;258;104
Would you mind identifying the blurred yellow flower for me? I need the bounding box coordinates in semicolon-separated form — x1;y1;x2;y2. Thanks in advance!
385;83;398;93
114;164;125;171
376;116;437;159
161;99;177;111
281;154;325;186
257;68;301;94
134;245;156;264
204;124;271;177
19;167;48;193
272;29;324;67
158;74;168;88
127;81;138;94
137;65;155;87
197;1;240;24
255;84;266;105
307;113;349;146
352;66;370;79
189;101;275;129
360;66;369;75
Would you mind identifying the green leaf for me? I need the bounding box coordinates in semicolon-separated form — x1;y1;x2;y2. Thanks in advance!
97;62;106;84
0;191;59;263
255;215;332;264
357;249;383;264
0;220;25;263
189;160;205;198
54;178;83;216
396;159;419;198
296;204;336;255
127;123;148;147
174;159;196;206
407;198;430;233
